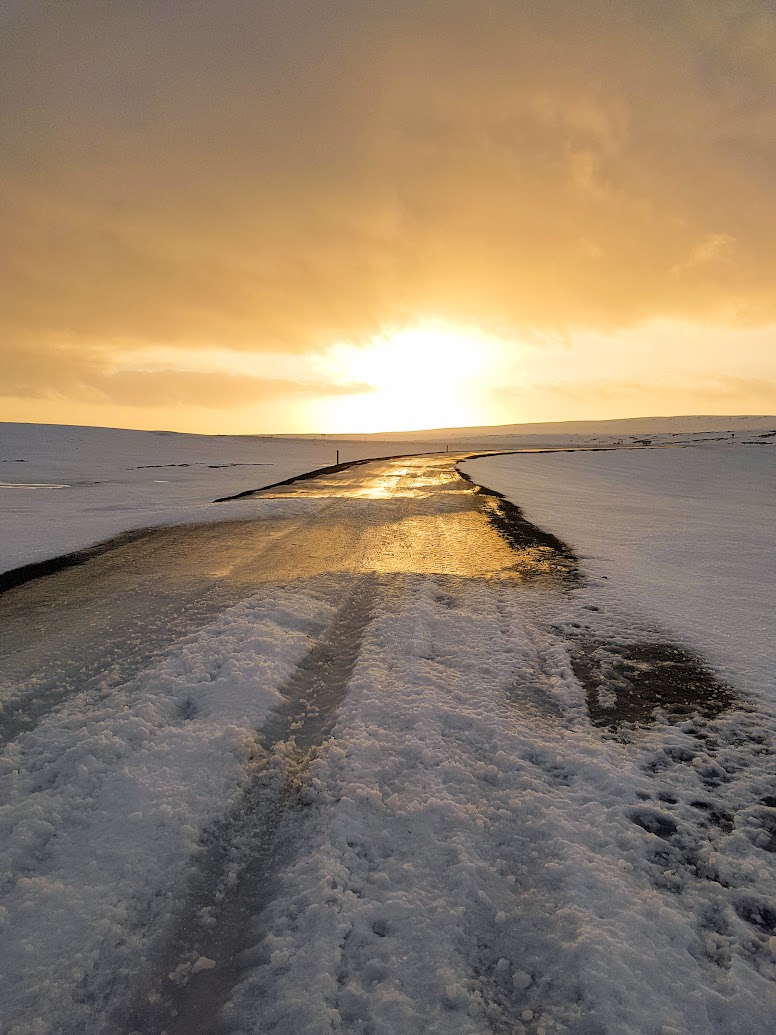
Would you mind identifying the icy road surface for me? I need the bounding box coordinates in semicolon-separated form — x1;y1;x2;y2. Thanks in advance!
1;455;775;1034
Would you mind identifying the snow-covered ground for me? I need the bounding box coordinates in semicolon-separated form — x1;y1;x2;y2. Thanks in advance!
461;443;776;703
3;563;776;1033
229;576;776;1035
1;426;776;1034
353;413;776;448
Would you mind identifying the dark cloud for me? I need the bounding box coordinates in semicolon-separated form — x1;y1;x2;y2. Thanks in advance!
1;0;775;418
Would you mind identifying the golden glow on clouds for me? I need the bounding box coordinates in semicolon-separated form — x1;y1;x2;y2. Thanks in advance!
109;345;309;383
1;0;775;432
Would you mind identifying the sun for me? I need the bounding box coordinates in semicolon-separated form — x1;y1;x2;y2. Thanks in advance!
314;321;500;433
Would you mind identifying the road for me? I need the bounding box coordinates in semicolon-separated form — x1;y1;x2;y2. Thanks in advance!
1;455;773;1035
0;455;572;745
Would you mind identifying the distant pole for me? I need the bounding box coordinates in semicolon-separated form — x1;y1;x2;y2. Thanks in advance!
336;449;340;465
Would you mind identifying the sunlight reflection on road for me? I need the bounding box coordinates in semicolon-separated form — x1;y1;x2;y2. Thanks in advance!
258;458;463;500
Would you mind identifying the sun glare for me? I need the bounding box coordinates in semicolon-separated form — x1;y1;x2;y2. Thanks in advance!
314;321;500;433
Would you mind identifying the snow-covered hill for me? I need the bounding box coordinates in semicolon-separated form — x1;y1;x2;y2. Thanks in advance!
353;413;776;445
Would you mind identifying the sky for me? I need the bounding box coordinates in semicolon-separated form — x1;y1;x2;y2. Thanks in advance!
2;0;776;434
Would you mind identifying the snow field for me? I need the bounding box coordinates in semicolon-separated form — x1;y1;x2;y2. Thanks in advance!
222;575;776;1034
0;583;339;1033
1;566;775;1032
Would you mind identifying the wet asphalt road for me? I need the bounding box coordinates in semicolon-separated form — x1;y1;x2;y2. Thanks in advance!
0;454;566;747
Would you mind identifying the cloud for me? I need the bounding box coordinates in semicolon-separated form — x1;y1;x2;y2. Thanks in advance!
670;234;735;277
93;371;373;409
0;342;371;408
495;374;776;419
1;0;775;425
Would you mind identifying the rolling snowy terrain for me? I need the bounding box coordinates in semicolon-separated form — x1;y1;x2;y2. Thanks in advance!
0;420;775;1034
345;413;776;447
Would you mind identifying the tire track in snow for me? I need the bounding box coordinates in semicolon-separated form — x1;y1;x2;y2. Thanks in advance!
317;578;589;1035
108;575;378;1035
493;588;564;723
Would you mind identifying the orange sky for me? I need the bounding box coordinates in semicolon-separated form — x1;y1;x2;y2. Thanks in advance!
2;0;775;433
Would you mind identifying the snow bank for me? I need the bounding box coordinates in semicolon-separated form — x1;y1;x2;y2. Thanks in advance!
462;444;776;701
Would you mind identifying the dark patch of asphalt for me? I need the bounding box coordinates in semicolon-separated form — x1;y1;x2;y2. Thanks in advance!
456;459;742;732
570;639;738;731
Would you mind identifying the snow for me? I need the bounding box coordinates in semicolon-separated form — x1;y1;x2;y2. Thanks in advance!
1;426;776;1033
228;575;776;1034
6;570;771;1032
0;582;338;1030
461;444;776;701
345;413;776;444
